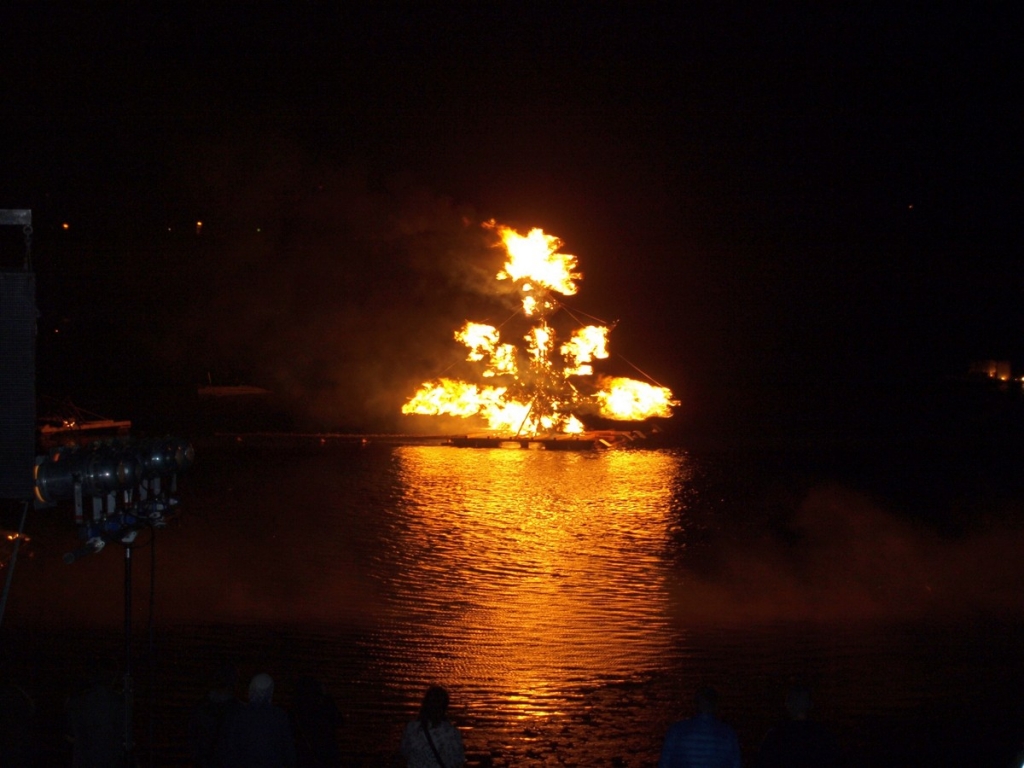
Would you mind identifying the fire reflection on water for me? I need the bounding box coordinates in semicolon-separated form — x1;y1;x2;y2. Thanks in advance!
7;441;1024;765
378;446;688;721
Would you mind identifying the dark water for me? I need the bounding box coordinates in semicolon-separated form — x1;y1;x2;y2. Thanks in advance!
3;438;1024;766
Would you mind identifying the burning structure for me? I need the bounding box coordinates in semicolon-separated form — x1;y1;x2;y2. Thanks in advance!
403;222;677;444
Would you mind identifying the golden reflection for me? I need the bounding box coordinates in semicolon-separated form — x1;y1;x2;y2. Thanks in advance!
387;446;688;718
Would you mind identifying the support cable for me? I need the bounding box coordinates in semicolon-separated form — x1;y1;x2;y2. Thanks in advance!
615;354;670;389
553;300;615;329
553;300;667;388
494;307;523;331
426;307;525;380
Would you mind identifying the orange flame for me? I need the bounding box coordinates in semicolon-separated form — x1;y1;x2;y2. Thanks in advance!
455;323;518;377
487;221;580;298
403;222;677;436
561;326;609;377
595;377;677;420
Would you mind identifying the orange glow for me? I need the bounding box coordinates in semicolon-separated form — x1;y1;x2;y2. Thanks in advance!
595;377;677;420
403;221;677;436
487;221;580;297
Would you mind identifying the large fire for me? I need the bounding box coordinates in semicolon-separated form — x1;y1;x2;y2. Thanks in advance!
403;221;678;436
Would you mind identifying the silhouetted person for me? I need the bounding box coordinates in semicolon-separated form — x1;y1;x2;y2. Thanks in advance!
189;662;243;767
0;681;36;766
290;675;342;767
754;686;841;768
401;685;465;768
65;658;127;768
658;685;741;768
221;672;296;767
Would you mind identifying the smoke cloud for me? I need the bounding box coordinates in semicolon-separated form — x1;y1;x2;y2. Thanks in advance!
151;134;525;432
672;482;1024;623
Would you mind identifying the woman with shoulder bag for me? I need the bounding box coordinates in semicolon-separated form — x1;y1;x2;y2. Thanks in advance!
400;685;466;768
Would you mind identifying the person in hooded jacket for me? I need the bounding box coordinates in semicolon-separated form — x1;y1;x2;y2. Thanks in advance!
221;672;296;768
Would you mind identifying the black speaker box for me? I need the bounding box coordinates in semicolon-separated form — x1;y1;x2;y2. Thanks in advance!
0;271;37;500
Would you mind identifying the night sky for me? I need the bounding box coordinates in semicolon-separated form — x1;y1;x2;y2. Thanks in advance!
3;5;1021;441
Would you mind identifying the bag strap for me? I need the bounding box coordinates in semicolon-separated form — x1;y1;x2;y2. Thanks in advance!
295;718;327;768
421;720;447;768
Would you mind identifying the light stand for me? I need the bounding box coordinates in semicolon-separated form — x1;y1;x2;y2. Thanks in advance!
34;437;193;766
123;534;137;764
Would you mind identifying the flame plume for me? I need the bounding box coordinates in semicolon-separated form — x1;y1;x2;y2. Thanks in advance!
403;221;678;435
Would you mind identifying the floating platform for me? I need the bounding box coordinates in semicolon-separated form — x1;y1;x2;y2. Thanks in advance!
448;430;645;451
38;418;133;449
197;384;273;398
192;429;656;453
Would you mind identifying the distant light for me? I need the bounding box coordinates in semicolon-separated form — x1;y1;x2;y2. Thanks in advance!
908;204;914;210
196;221;203;235
62;222;70;230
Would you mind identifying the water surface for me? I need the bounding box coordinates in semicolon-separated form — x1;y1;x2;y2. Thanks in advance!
4;441;1024;766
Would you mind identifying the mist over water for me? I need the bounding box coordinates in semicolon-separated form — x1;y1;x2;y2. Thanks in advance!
673;474;1024;625
5;441;1024;765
